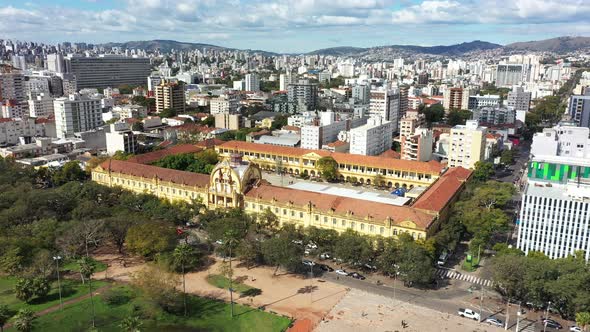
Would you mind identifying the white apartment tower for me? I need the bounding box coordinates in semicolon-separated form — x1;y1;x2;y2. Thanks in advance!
349;116;394;156
54;94;103;138
517;124;590;261
369;88;400;132
244;73;260;92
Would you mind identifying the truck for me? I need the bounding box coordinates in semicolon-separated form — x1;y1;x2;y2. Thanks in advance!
458;308;480;321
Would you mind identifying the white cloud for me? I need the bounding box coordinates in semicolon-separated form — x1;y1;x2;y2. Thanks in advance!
0;0;589;48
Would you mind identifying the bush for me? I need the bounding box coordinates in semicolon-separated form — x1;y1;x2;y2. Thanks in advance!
102;287;133;306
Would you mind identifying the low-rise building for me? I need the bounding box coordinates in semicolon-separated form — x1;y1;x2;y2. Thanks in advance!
106;123;138;156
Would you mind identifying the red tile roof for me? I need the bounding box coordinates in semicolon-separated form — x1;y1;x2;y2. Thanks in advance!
99;159;209;187
126;144;203;164
246;184;436;229
412;167;472;213
379;149;401;159
218;141;443;174
196;138;225;148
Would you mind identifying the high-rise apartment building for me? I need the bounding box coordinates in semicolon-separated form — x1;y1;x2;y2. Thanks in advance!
11;55;26;70
496;64;529;87
399;112;426;138
568;91;590;129
401;127;433;162
443;87;470;111
244;73;260;92
65;55;151;89
287;80;318;111
352;84;370;104
0;65;25;102
154;80;186;114
506;86;532;112
54;94;103;138
106;123;138;156
279;73;296;91
399;86;409;120
210;92;239;115
46;54;65;73
349;116;394;156
28;93;55;118
472;106;516;125
517;124;590;261
369;88;400;132
448;120;487;169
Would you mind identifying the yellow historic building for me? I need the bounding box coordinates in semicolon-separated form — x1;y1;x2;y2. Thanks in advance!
92;155;445;239
215;141;443;189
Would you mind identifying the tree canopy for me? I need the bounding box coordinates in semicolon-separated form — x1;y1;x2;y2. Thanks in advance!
316;157;339;182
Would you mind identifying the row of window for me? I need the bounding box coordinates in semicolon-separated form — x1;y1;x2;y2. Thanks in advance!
243;201;423;239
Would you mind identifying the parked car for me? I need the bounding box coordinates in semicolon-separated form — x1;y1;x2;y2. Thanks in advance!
319;253;331;260
215;240;224;245
302;260;315;267
306;242;318;249
458;308;480;321
350;272;366;280
484;317;503;327
542;319;562;330
318;264;334;272
335;269;348;276
363;263;377;271
569;326;583;332
292;240;303;245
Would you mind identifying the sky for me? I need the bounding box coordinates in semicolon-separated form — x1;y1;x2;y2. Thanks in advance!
1;0;590;53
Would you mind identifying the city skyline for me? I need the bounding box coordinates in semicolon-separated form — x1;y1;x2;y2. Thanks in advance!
1;0;590;53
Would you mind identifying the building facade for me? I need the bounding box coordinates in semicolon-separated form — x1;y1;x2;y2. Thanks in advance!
447;120;486;169
517;124;590;261
65;55;151;89
349;116;394;156
54;94;103;138
155;80;186;114
369;88;400;132
28;93;55;118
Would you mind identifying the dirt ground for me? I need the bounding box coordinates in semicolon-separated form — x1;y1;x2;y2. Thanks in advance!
317;288;505;332
94;253;348;330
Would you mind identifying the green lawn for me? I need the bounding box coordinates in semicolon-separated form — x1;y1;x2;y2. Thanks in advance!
7;285;292;332
206;274;256;294
0;276;108;313
61;258;108;273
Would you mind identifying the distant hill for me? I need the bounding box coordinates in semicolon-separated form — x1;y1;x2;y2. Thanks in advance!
306;40;502;56
306;46;367;56
505;36;590;53
99;39;277;55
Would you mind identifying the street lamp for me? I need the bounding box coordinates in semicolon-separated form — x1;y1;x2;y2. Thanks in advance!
543;301;552;332
516;302;522;332
52;256;63;310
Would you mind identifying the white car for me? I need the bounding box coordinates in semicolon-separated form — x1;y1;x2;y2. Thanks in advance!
570;326;583;332
485;317;503;327
306;242;318;249
335;269;348;276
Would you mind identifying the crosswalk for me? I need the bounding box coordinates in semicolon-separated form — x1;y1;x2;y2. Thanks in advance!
435;268;494;287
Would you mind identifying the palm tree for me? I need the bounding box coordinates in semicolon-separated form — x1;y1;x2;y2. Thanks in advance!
0;305;12;332
78;257;97;328
173;243;196;316
119;315;143;332
12;309;35;332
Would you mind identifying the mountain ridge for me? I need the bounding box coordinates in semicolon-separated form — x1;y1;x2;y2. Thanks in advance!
97;36;590;56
